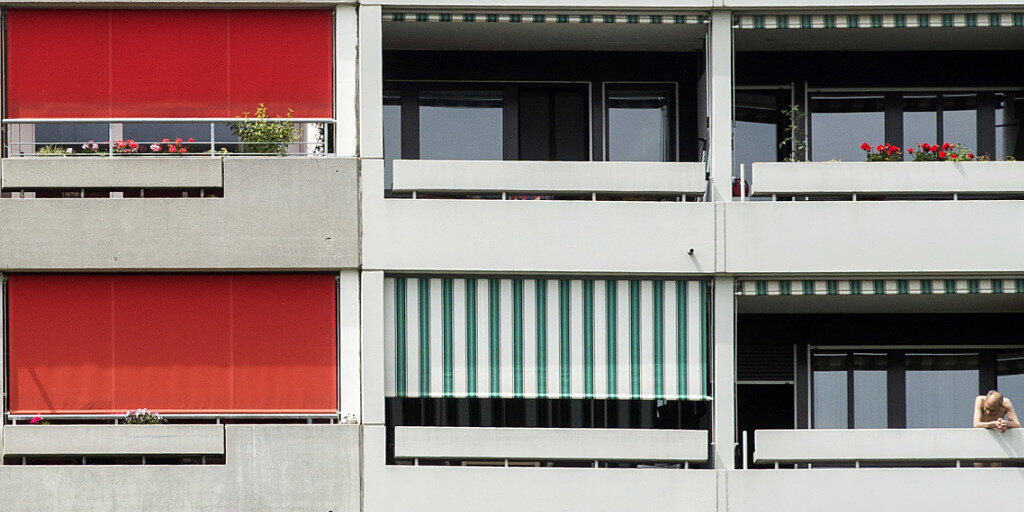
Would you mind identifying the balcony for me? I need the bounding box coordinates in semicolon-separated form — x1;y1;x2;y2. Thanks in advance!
0;157;358;270
363;160;715;274
752;161;1024;200
2;157;223;194
3;424;224;464
754;428;1024;467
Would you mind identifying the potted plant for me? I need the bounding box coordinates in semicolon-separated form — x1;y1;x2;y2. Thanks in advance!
230;103;298;155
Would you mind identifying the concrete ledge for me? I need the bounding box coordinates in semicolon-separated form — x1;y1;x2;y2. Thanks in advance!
754;428;1024;463
752;161;1024;196
2;157;224;190
3;425;225;456
392;160;706;195
395;426;708;462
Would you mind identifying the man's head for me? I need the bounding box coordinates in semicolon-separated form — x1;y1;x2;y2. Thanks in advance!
984;390;1005;413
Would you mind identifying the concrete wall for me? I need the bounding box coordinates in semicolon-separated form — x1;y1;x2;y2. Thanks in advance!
362;160;716;274
2;158;223;190
0;157;359;270
0;424;360;512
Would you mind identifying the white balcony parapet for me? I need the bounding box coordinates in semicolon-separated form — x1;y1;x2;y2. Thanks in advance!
751;161;1024;198
754;428;1024;464
2;157;224;190
392;160;707;196
395;426;708;463
2;425;225;456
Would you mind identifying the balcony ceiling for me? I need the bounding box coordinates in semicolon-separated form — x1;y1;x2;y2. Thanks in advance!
383;22;706;51
739;292;1024;313
736;27;1024;52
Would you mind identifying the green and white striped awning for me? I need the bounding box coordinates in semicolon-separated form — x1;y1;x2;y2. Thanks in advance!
383;11;708;25
737;278;1024;296
384;276;710;401
736;12;1023;30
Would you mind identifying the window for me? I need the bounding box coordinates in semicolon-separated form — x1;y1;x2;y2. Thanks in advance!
518;88;589;161
811;348;1024;429
383;92;403;189
605;83;676;162
902;94;938;149
995;93;1022;160
419;90;504;160
809;93;885;162
735;88;789;184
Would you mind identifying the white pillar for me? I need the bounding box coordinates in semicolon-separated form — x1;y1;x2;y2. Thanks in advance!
712;276;737;469
338;270;361;421
361;270;386;425
358;5;384;159
334;5;358;157
707;10;734;202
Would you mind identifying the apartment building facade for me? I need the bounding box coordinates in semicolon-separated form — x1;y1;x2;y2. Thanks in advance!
0;0;1023;510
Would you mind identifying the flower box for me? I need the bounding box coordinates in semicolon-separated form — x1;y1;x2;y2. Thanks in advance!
751;161;1024;197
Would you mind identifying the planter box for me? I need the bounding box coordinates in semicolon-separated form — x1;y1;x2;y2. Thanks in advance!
752;161;1024;196
2;424;225;456
392;160;707;196
755;428;1024;464
1;157;224;190
395;426;708;462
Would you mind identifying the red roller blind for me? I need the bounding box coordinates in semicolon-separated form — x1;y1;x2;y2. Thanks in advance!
6;9;333;119
8;273;337;414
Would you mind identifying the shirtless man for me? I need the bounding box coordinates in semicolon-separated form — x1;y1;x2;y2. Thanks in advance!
974;390;1021;433
973;390;1021;467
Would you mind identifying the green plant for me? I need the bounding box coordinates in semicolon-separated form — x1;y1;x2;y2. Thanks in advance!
779;105;807;162
36;145;70;156
230;103;297;154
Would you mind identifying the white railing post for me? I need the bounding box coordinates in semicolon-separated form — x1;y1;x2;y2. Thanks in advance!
210;122;216;156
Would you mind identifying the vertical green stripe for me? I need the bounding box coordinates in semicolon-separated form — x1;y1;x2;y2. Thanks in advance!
993;280;1004;294
395;278;407;397
418;278;430;397
606;280;617;398
700;284;708;397
921;280;933;295
850;280;861;295
488;279;500;398
442;278;453;397
583;280;595;398
465;279;477;396
653;281;665;399
535;279;547;397
629;280;641;399
559;280;571;397
945;279;957;294
897;280;909;295
969;279;980;294
677;281;687;398
512;279;524;397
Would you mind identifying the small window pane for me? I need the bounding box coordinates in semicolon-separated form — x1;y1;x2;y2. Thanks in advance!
852;353;887;429
942;93;977;150
906;352;978;428
903;95;938;149
996;94;1022;160
735;90;786;182
813;353;848;429
419;90;503;160
383;92;402;189
606;85;673;162
997;350;1024;405
810;94;884;162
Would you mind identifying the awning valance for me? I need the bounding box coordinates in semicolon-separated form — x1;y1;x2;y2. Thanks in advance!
736;12;1022;30
384;276;710;401
737;278;1024;297
383;11;708;25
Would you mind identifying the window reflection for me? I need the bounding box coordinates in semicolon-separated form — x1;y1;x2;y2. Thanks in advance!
996;94;1022;160
606;85;673;162
419;90;503;160
812;353;848;429
383;92;402;189
810;94;885;162
852;353;887;429
903;95;938;149
906;352;978;428
997;350;1024;404
942;93;978;150
735;90;787;187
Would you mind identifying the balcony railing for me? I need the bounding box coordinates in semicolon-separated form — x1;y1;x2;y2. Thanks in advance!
391;160;708;201
751;161;1024;201
754;428;1024;467
4;119;333;158
395;427;709;468
2;424;225;465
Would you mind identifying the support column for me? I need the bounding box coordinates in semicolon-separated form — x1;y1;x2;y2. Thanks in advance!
358;5;384;159
334;5;358;157
707;10;734;202
361;271;385;425
339;270;361;421
712;276;737;469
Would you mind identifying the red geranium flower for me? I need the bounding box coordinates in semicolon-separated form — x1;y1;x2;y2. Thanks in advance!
908;148;915;154
938;150;946;159
942;142;952;150
861;143;871;151
968;154;975;160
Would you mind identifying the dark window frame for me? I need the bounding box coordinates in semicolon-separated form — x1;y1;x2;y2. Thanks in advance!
602;81;679;162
